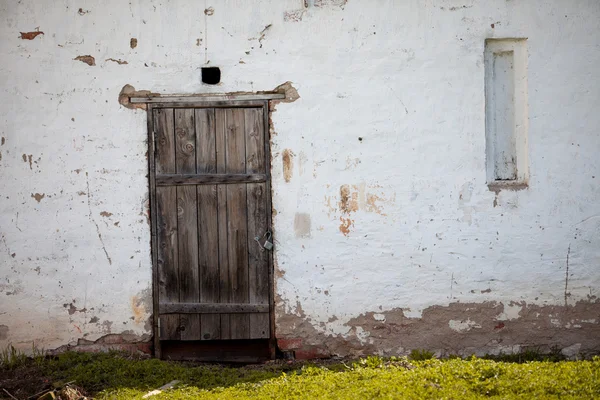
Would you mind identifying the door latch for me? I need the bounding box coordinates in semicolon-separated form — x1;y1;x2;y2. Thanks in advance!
263;231;274;250
254;231;273;251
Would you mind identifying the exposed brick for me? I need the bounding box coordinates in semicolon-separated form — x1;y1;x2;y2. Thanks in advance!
277;337;303;350
96;334;124;344
294;346;331;360
136;342;152;354
48;333;151;357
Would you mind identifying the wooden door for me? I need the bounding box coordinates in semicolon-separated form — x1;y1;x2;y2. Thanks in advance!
149;103;272;357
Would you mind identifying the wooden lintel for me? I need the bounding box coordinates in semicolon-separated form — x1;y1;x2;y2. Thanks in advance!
160;303;270;314
156;173;267;186
131;93;285;104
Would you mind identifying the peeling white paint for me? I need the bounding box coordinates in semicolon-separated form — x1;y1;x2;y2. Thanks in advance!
272;0;600;340
373;313;386;322
448;319;482;333
561;343;582;359
496;303;522;321
403;309;423;319
354;326;370;344
550;319;562;328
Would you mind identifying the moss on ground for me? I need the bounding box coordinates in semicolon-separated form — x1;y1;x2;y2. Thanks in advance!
1;352;599;399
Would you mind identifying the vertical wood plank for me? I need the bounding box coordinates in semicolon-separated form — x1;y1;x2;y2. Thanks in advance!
157;188;180;340
245;108;269;338
227;184;250;339
215;108;231;339
148;104;162;357
196;108;216;174
154;108;180;340
264;101;276;356
175;109;200;340
226;109;250;339
247;184;269;339
155;108;175;175
196;108;221;340
175;109;197;173
177;185;199;340
244;108;265;173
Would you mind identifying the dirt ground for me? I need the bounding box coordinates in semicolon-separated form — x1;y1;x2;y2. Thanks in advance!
1;364;55;399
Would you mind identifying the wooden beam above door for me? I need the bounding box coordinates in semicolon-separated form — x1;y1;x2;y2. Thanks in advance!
131;93;285;103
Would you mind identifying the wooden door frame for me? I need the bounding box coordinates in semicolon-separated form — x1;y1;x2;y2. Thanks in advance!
144;97;278;359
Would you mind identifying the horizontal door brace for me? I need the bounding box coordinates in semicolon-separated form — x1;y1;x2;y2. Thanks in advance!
160;302;270;314
156;174;267;186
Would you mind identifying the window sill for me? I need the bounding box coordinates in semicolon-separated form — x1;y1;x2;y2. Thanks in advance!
487;181;528;193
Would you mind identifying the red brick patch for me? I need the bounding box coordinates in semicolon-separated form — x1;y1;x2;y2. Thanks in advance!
294;346;331;360
277;338;303;350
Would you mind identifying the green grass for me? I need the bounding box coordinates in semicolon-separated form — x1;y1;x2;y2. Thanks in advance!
44;352;288;393
408;349;435;361
172;358;600;400
481;347;566;363
1;351;599;399
1;344;44;369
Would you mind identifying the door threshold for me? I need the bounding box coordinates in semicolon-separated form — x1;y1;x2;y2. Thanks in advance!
160;339;271;363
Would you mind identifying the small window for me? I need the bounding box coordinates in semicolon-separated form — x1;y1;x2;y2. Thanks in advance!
484;39;529;189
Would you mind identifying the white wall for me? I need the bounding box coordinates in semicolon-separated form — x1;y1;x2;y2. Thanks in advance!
1;0;599;355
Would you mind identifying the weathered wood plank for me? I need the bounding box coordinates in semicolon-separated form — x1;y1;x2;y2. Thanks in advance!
176;185;200;340
247;184;270;339
160;303;270;314
263;101;276;357
130;93;285;103
226;108;250;339
154;108;180;341
175;109;196;174
155;108;175;175
227;185;250;339
150;101;265;109
215;108;230;339
244;108;270;339
196;108;220;340
197;186;220;340
175;109;200;340
225;109;248;174
156;174;266;186
148;104;162;357
249;313;269;339
195;109;216;174
156;186;180;340
244;108;265;174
